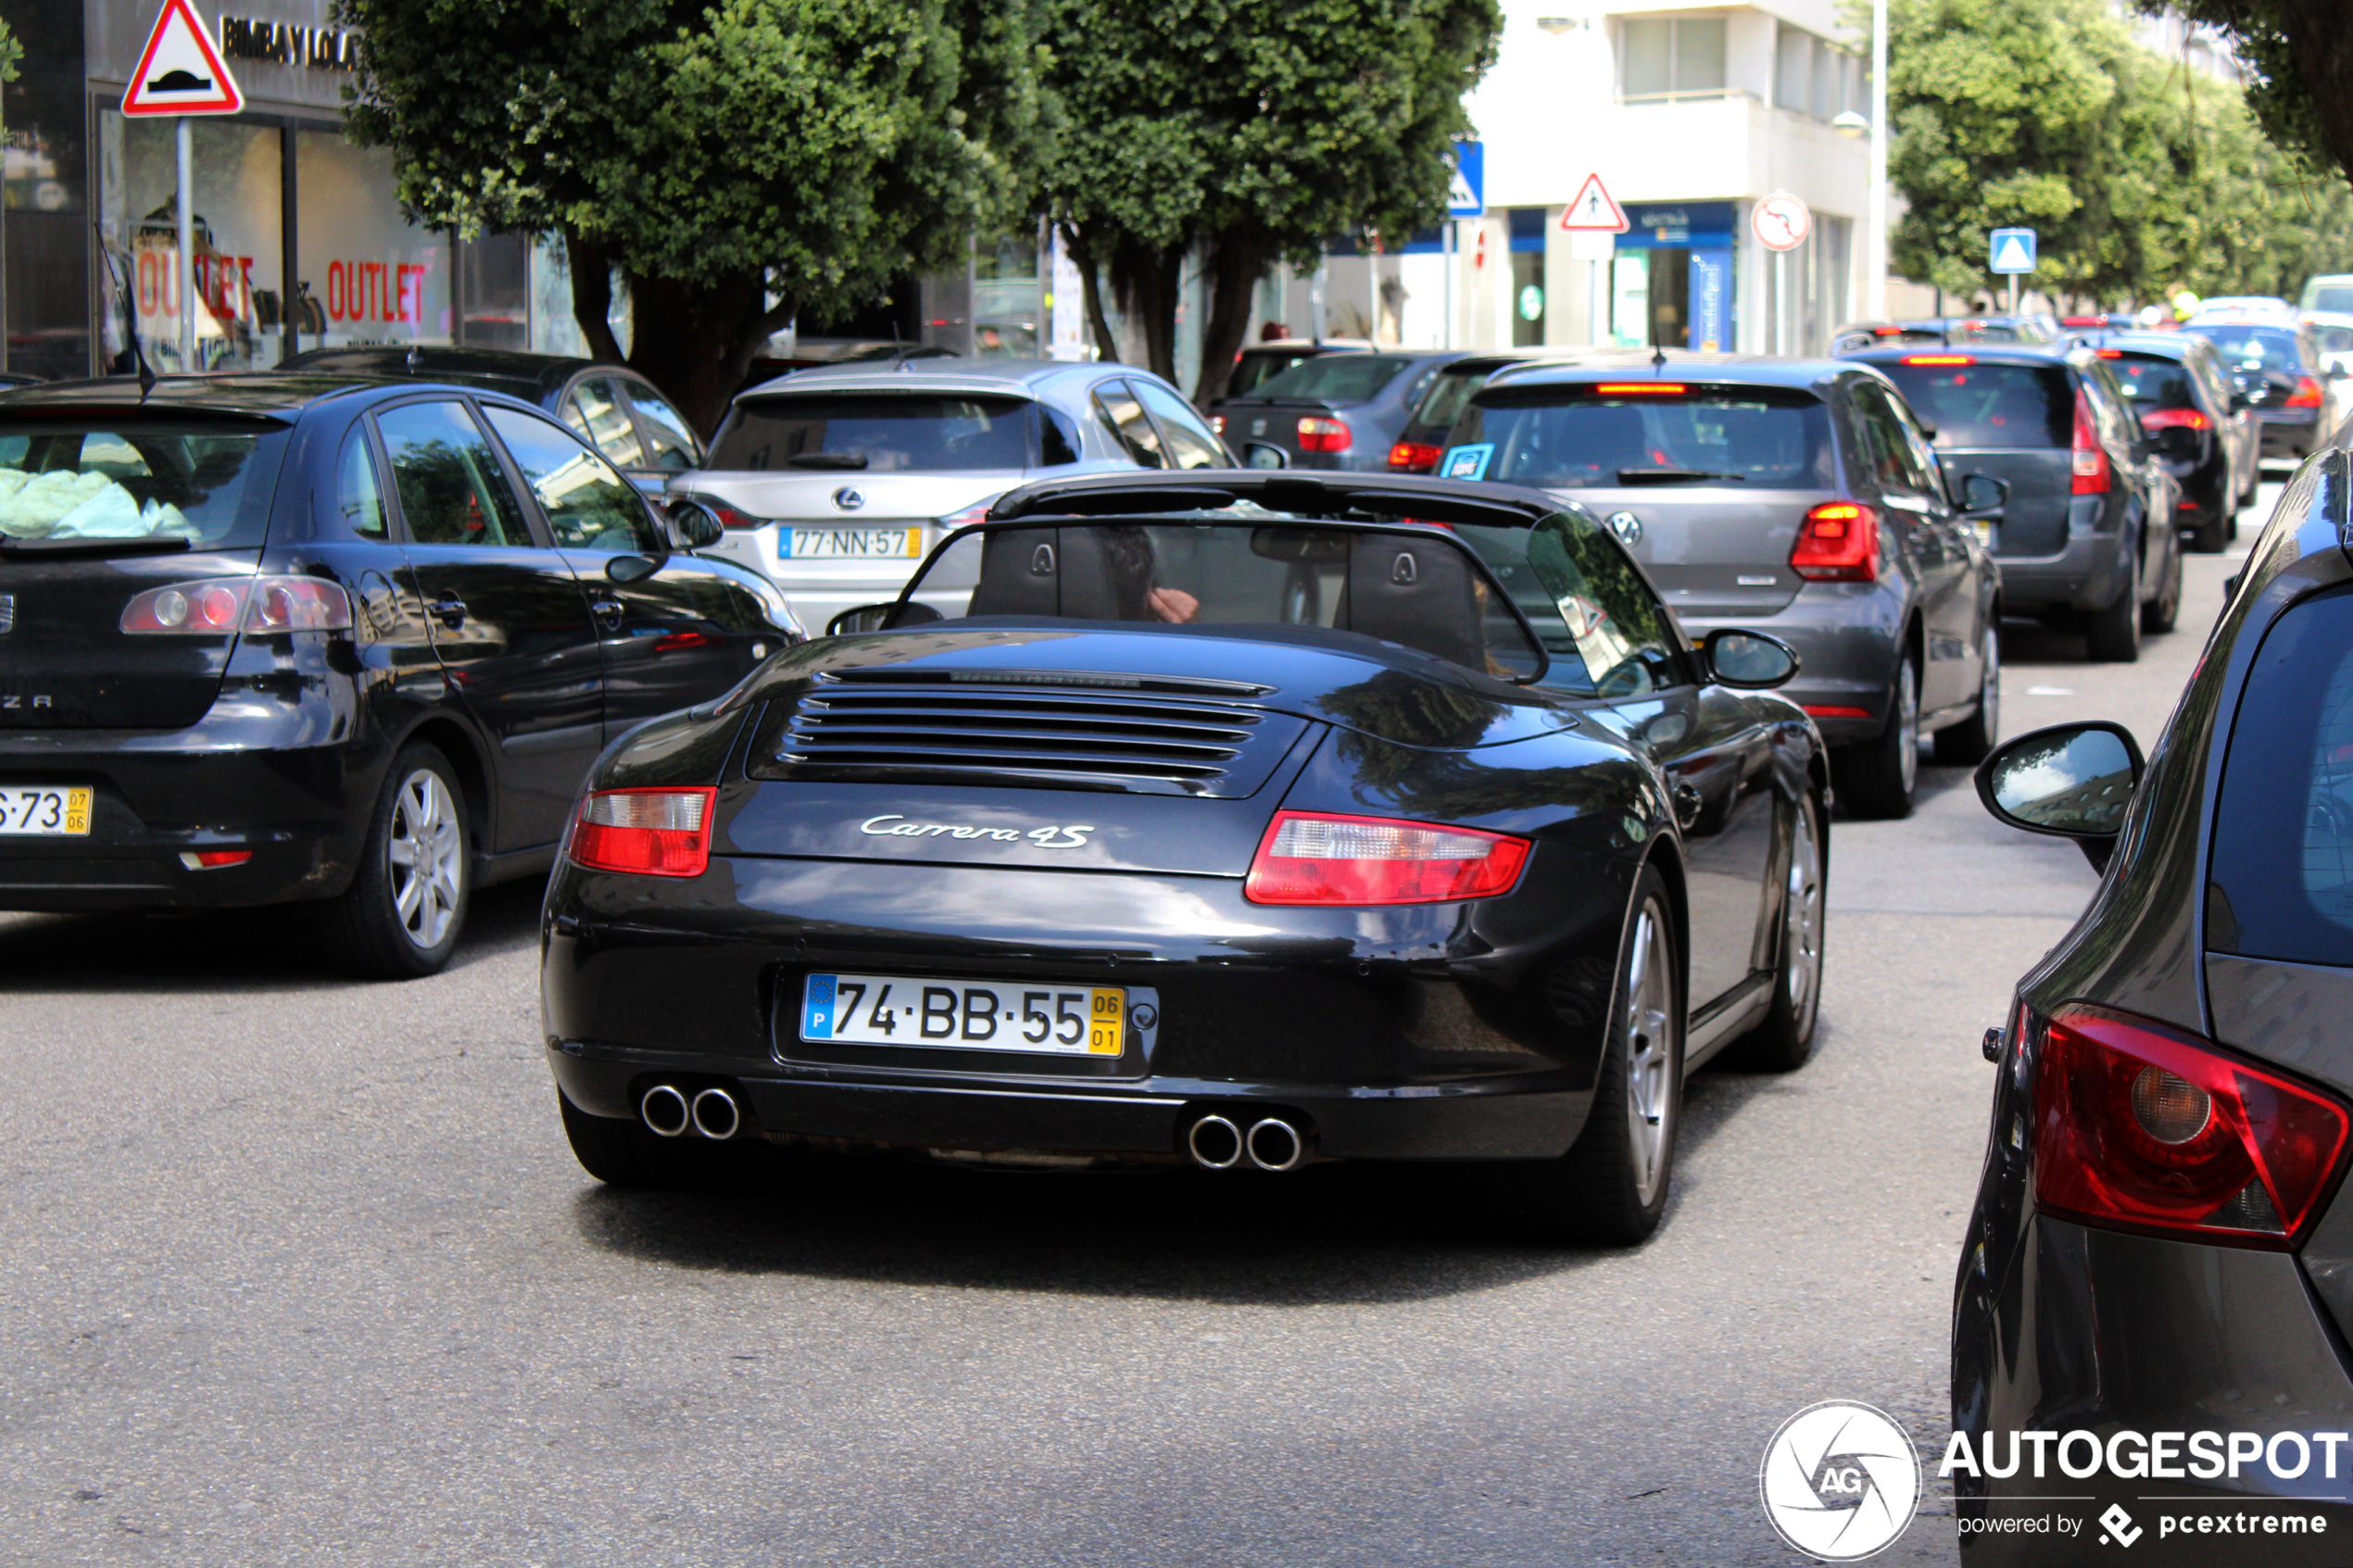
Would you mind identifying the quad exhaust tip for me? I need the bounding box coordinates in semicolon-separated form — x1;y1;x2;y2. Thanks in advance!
1187;1113;1306;1172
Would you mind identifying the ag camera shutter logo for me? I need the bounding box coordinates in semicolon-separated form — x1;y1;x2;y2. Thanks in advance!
1759;1400;1922;1560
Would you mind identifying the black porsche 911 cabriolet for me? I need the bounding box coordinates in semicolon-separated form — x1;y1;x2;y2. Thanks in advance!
540;471;1831;1242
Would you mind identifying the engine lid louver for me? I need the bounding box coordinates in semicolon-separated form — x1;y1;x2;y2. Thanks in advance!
749;669;1308;797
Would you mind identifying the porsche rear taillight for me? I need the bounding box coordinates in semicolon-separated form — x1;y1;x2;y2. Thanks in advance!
2031;1004;2351;1248
120;576;354;633
1297;417;1352;454
2286;375;2325;409
2071;389;2112;495
1389;441;1441;473
569;787;717;878
1244;810;1529;906
1790;502;1881;583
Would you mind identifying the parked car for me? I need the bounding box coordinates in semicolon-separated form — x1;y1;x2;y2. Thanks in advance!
1436;354;2006;818
2190;294;2300;323
1386;351;1583;473
541;468;1831;1246
0;374;802;976
2073;333;2261;550
2303;309;2353;373
733;339;958;401
2185;316;2347;462
1839;344;2183;663
1211;350;1466;471
1830;316;2060;353
1956;458;2353;1549
278;346;704;494
2300;273;2353;316
674;358;1234;635
1214;338;1371;409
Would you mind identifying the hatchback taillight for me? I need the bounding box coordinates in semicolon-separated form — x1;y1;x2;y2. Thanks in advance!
1789;501;1880;583
2032;1003;2351;1248
1389;441;1441;473
1297;417;1352;454
1244;810;1529;906
569;787;717;878
2286;375;2325;409
2071;389;2112;495
120;576;354;634
2137;407;2211;433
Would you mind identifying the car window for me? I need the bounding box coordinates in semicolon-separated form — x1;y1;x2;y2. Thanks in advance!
1249;354;1416;403
1872;360;2072;448
0;421;286;548
2082;367;2137;446
1228;350;1319;398
1133;381;1227;470
1852;383;1933;495
2107;353;2199;413
1039;404;1082;467
375;400;530;548
337;430;386;539
1454;386;1835;488
562;376;647;469
2196;327;2306;373
1881;388;1949;498
1411;364;1499;438
484;406;660;554
709;395;1031;472
1457;515;1683;698
2311;324;2353;356
623;383;700;471
1093;381;1166;469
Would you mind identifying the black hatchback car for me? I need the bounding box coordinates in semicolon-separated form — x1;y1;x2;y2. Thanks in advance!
1955;450;2353;1559
2185;316;2343;463
0;376;799;976
2076;333;2259;552
1841;345;2183;662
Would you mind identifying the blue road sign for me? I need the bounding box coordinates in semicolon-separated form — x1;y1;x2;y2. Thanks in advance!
1989;228;2038;275
1448;142;1484;220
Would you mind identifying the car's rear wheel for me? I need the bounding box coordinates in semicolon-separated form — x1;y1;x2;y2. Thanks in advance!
2083;576;2142;663
323;744;470;979
2187;504;2231;553
2142;536;2183;633
1834;655;1918;819
1730;793;1825;1072
1500;867;1682;1246
1932;625;2000;767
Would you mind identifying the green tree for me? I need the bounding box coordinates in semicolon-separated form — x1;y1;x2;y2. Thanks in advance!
1038;0;1499;403
338;0;1047;431
2138;1;2353;188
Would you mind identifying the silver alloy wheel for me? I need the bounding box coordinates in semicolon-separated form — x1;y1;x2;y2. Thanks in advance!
1622;903;1676;1207
1895;659;1919;797
385;767;463;950
1978;627;2000;746
1782;800;1823;1025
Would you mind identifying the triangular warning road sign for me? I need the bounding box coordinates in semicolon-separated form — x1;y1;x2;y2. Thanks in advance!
1992;235;2034;273
122;0;244;117
1559;172;1629;233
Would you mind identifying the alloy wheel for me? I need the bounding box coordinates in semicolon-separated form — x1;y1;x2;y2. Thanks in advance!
1782;803;1824;1027
1895;661;1919;798
386;768;464;950
1978;629;2000;747
1622;904;1676;1207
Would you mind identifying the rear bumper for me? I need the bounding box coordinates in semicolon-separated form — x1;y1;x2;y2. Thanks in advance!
2260;408;2321;458
694;529;929;633
1673;583;1903;746
1993;500;2134;613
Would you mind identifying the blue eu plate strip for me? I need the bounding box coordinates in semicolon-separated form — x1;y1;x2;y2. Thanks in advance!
802;972;838;1039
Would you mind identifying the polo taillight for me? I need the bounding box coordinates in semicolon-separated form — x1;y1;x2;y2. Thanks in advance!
1297;417;1352;454
1789;501;1881;583
2286;375;2325;409
569;787;717;878
2031;1004;2351;1248
1388;441;1442;472
2071;389;2111;495
120;576;354;634
1244;811;1529;906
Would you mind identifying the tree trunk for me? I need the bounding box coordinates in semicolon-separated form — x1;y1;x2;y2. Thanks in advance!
1109;237;1185;383
1060;224;1121;363
622;269;794;437
562;230;624;366
1193;232;1270;406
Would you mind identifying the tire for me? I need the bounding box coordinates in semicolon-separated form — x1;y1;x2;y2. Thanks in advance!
1931;625;2000;767
322;743;471;978
2083;576;2142;662
559;1088;773;1191
2142;536;2182;633
1498;867;1682;1246
1730;791;1826;1073
1832;654;1919;820
2187;507;2230;554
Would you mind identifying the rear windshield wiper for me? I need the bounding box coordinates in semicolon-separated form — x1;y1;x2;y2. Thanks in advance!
784;452;870;470
0;535;194;558
1616;468;1746;485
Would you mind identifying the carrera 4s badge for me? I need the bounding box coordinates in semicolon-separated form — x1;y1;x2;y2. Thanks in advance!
859;814;1094;848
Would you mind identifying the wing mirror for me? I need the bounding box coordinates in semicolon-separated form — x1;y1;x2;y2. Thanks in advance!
1957;472;2009;516
1241;443;1290;470
605;554;659;583
824;600;945;636
665;498;725;550
1701;628;1800;689
1974;720;2145;872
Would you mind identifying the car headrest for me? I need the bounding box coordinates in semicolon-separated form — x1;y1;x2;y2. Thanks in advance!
969;528;1061;617
1346;534;1486;671
968;526;1156;620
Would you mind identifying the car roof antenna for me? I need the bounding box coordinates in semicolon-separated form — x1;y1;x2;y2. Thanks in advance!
1651;345;1668;374
94;225;156;399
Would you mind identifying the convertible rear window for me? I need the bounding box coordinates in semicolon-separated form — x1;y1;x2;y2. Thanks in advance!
2209;588;2353;965
0;420;286;548
1451;387;1834;488
1872;363;2072;448
709;395;1031;473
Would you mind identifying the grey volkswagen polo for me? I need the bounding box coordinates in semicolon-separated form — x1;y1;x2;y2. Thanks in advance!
1436;355;2006;818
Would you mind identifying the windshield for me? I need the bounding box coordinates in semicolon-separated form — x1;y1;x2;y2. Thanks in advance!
1227;350;1322;398
900;520;1542;678
709;395;1031;472
1449;389;1834;488
1408;365;1504;437
2309;324;2353;356
2195;327;2305;372
1873;362;2072;448
2105;354;2198;411
1249;354;1416;404
0;421;286;548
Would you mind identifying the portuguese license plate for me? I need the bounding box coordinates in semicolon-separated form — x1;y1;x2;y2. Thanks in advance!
800;972;1126;1056
0;785;91;836
781;527;924;560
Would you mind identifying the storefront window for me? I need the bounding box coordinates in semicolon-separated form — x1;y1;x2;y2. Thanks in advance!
296;130;450;351
97;112;283;373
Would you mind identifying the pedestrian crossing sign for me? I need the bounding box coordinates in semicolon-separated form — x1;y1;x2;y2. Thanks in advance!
1989;229;2037;275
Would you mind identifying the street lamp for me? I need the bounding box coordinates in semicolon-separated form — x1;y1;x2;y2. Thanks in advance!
1831;110;1869;138
1866;0;1888;319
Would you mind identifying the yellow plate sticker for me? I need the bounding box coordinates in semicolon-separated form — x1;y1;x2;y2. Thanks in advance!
1088;987;1126;1055
65;787;91;834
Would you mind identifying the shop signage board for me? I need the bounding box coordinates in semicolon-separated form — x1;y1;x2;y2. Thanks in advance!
121;0;245;116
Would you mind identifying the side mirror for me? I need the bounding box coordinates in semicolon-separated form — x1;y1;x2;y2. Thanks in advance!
2329;363;2350;382
1242;443;1289;470
666;498;724;550
1958;472;2009;516
824;600;945;636
1974;721;2145;872
1702;627;1800;689
605;555;659;583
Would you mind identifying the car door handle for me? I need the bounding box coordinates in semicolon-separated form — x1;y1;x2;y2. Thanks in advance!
590;598;625;632
426;596;466;629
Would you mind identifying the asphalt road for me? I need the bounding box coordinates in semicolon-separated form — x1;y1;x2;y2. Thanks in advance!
0;481;2283;1566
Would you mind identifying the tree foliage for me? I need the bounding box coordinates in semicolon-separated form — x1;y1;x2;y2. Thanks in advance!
338;0;1046;430
1036;0;1500;402
2139;0;2353;188
1883;0;2353;307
